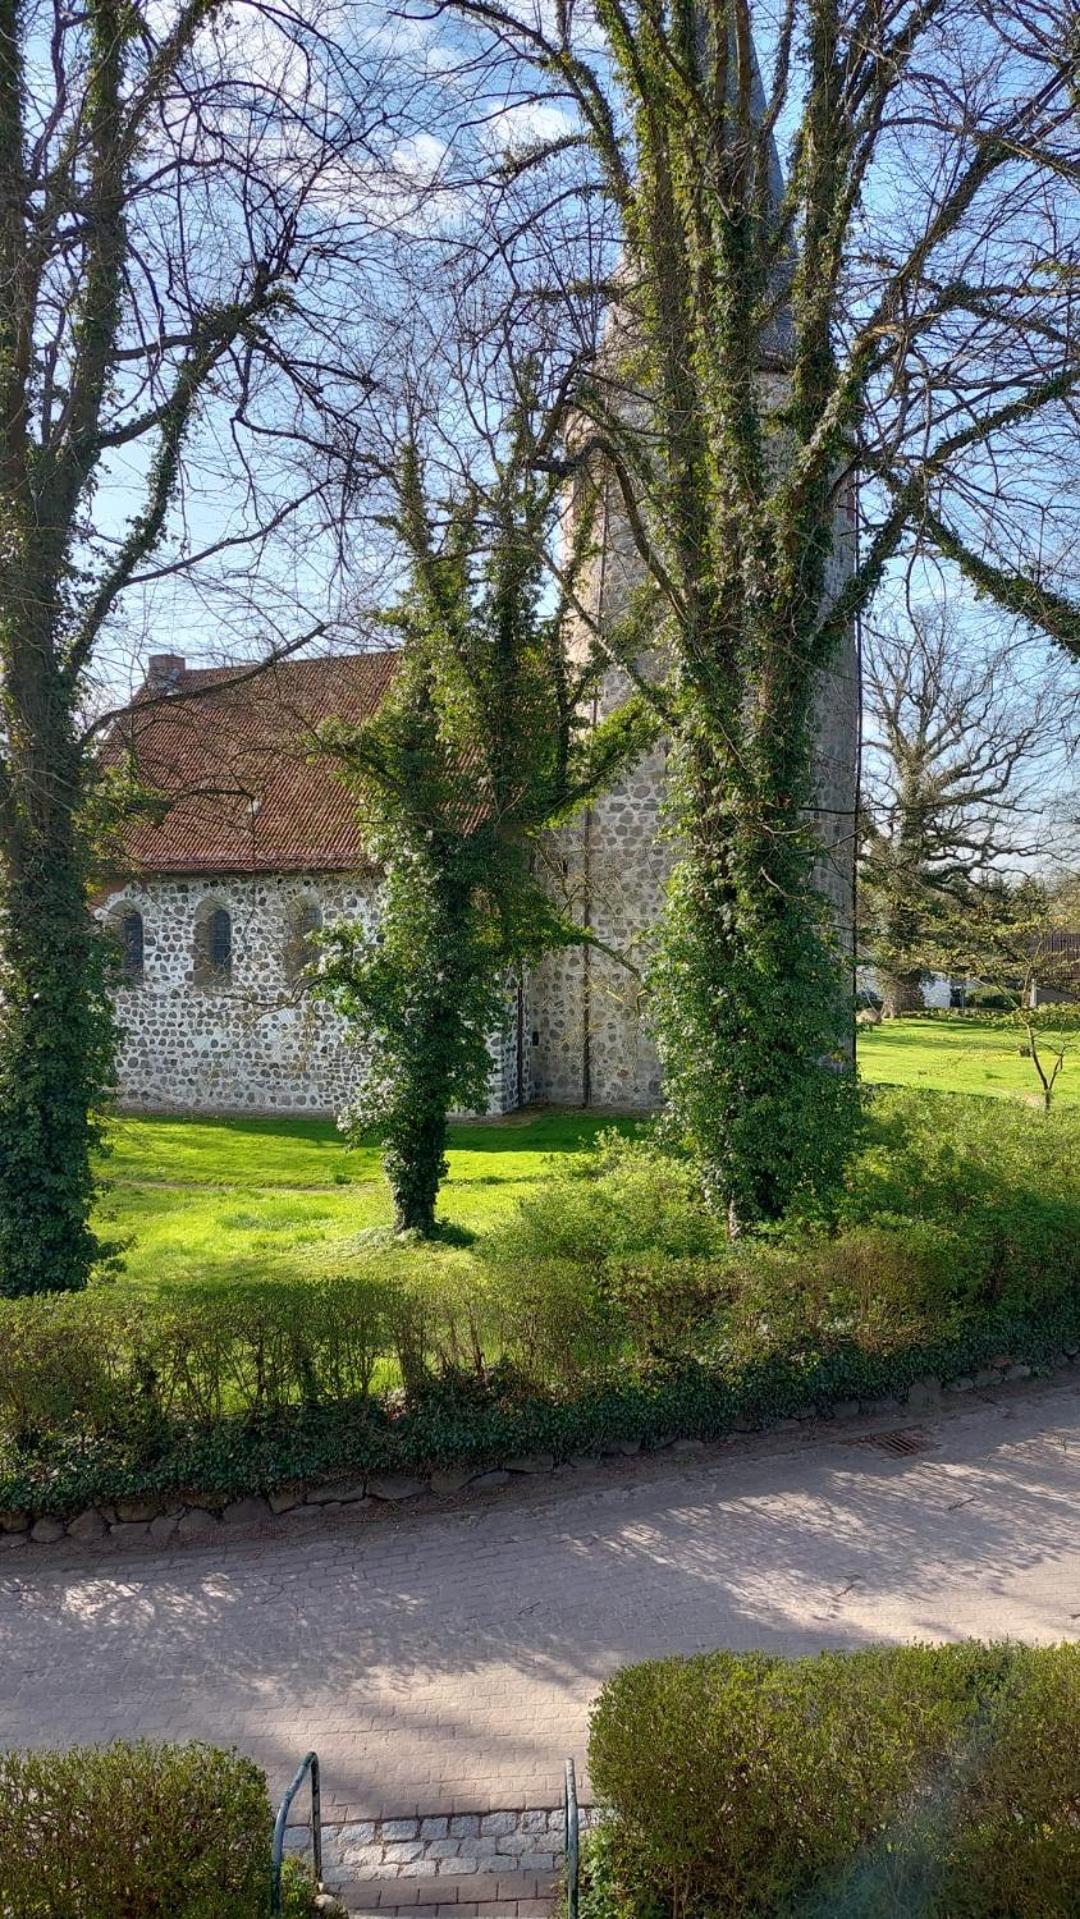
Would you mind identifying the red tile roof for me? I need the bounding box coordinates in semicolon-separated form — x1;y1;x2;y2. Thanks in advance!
105;651;399;875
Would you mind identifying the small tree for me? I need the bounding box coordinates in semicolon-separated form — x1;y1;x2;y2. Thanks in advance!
317;430;652;1236
935;878;1080;1112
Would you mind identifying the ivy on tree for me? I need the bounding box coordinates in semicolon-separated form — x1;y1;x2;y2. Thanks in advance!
316;422;654;1237
0;0;385;1293
438;0;1079;1229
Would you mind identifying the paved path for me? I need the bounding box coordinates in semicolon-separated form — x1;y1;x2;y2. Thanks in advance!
4;1377;1080;1828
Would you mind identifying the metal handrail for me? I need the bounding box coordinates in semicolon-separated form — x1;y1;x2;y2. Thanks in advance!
564;1756;580;1919
271;1749;323;1915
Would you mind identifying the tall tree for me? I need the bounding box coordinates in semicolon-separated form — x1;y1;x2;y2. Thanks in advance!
0;0;387;1293
317;418;653;1235
418;0;1079;1226
860;605;1071;1015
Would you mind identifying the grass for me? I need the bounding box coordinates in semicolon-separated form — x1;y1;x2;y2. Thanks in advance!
98;1109;633;1291
858;1014;1078;1106
95;1016;1075;1291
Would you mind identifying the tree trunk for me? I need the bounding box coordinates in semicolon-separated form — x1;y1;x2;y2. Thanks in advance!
652;727;858;1232
0;626;116;1296
386;1101;447;1238
880;970;924;1019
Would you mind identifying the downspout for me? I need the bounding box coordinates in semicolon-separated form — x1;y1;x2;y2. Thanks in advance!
582;775;593;1109
515;965;526;1109
851;461;864;1063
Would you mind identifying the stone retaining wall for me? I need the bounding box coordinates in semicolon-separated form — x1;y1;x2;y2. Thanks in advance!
1;1349;1069;1553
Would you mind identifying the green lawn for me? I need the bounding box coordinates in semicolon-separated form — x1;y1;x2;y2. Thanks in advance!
97;1016;1074;1291
857;1014;1078;1105
98;1109;632;1291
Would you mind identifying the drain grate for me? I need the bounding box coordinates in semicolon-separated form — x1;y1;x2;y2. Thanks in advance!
848;1426;933;1458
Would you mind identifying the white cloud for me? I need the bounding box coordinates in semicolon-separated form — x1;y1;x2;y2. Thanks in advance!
485;98;576;153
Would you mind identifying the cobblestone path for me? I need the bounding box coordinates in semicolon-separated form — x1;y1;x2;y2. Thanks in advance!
3;1376;1080;1910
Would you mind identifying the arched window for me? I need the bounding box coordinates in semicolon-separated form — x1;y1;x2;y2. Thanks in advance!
116;908;144;986
285;899;322;985
194;901;233;986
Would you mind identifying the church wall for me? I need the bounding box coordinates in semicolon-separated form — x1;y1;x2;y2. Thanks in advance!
97;873;375;1116
531;742;669;1109
98;872;524;1119
531;482;858;1113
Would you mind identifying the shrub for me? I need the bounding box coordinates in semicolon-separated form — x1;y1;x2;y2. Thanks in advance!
838;1090;1080;1315
1;1090;1079;1517
488;1131;723;1270
587;1642;1080;1919
0;1739;273;1917
0;1275;398;1444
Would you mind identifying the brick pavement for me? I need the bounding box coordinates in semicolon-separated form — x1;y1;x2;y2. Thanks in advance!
4;1375;1080;1911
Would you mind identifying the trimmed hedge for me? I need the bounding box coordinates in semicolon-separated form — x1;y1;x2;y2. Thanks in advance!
586;1642;1080;1918
0;1294;1077;1518
1;1089;1078;1519
0;1740;276;1917
0;1276;396;1442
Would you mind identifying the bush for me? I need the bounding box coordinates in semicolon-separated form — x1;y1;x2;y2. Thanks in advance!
0;1740;274;1917
0;1275;398;1445
488;1130;723;1269
838;1089;1080;1316
1;1090;1079;1518
587;1642;1080;1918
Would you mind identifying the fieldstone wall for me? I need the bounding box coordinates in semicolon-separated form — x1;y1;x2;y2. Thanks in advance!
98;873;523;1119
4;1347;1067;1553
531;476;858;1111
531;739;668;1108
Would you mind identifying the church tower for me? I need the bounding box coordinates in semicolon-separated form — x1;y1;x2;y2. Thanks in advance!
528;32;859;1110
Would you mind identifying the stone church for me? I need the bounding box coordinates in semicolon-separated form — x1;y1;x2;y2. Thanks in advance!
95;18;858;1119
99;591;857;1117
97;29;858;1119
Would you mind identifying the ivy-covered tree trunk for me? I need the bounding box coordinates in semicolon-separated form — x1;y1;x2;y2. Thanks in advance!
651;670;853;1229
1;0;380;1288
379;874;476;1238
440;0;1077;1228
0;626;115;1295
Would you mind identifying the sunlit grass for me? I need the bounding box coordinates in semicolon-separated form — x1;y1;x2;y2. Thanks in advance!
98;1109;635;1291
857;1015;1078;1105
97;1018;1076;1292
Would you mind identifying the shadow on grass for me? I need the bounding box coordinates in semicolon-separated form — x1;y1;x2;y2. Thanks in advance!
351;1219;479;1252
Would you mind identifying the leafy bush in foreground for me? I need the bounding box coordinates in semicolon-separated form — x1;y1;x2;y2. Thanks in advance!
0;1740;274;1917
587;1642;1080;1918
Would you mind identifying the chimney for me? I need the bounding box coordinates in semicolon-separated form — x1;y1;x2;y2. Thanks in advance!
146;653;186;691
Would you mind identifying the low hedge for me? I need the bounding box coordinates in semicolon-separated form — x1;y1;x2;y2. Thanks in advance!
586;1642;1080;1918
0;1740;281;1917
0;1294;1077;1517
0;1276;397;1442
0;1089;1077;1519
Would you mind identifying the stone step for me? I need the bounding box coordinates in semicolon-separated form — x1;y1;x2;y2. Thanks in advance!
336;1866;559;1917
291;1802;580;1917
308;1806;571;1892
